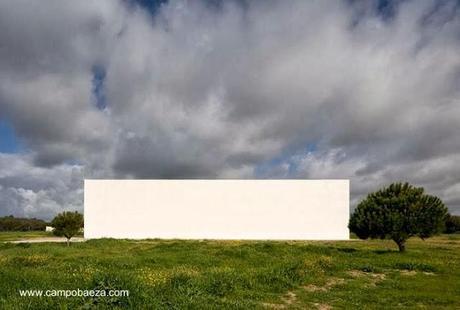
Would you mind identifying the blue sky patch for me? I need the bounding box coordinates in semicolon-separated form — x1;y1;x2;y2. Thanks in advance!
0;119;23;153
254;143;317;178
92;65;107;110
130;0;168;15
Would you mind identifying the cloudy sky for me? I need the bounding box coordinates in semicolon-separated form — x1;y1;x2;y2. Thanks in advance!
0;0;459;220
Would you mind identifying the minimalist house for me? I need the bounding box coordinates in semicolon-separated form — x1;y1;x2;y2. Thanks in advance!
84;179;349;240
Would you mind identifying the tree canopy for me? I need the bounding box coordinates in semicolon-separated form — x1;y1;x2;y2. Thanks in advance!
51;211;83;246
349;182;448;252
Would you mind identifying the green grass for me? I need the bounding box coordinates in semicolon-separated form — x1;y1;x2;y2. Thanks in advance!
0;231;53;242
0;233;459;309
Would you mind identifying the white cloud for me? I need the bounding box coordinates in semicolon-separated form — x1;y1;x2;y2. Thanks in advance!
0;154;83;219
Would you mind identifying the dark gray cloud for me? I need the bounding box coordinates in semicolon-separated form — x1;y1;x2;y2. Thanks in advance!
0;0;459;219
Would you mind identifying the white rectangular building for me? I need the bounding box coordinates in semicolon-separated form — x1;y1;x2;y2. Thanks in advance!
84;179;349;240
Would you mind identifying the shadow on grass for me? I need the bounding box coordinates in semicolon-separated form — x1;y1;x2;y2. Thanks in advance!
328;246;400;255
372;249;398;254
335;247;358;253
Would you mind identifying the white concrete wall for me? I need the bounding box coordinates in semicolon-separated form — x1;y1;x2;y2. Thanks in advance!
84;180;349;240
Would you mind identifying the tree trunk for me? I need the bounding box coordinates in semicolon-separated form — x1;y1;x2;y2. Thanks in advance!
396;240;406;252
66;238;70;247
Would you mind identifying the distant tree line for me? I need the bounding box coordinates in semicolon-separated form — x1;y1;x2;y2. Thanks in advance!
0;215;48;231
445;214;460;234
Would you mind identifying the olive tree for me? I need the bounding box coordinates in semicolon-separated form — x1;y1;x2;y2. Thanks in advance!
349;183;447;252
51;211;83;246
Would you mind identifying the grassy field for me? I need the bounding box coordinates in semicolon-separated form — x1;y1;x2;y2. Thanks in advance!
0;231;53;242
0;233;459;309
